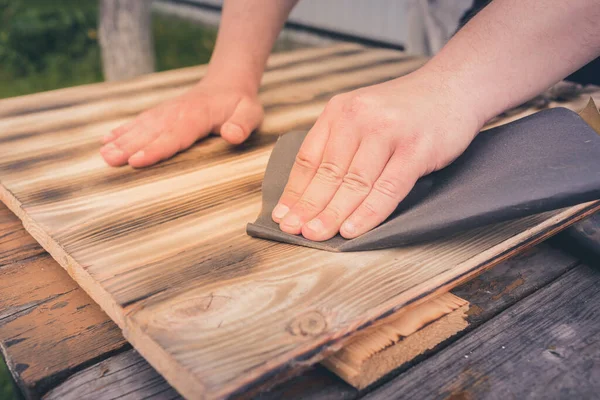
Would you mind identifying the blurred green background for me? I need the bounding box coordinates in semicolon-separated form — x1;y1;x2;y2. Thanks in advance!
0;0;219;398
0;0;217;99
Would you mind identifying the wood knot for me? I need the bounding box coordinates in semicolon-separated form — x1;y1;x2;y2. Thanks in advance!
287;310;328;337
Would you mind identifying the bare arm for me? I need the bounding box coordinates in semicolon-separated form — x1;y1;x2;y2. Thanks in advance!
273;0;600;242
101;0;299;167
205;0;300;93
426;0;600;126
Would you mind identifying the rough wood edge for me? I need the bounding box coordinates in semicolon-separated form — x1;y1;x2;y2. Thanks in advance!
322;293;469;389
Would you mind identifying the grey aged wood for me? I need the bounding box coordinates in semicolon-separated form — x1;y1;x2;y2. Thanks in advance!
365;264;600;400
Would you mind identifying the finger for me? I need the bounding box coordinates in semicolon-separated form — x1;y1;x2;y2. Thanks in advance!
220;97;264;145
301;135;394;241
271;116;330;223
341;152;420;238
100;126;160;167
102;118;137;144
127;132;181;168
279;124;361;235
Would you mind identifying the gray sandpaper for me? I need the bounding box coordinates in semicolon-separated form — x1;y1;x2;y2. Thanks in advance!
247;107;600;251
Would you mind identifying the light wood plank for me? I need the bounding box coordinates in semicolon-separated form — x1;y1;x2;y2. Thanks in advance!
0;46;598;399
322;293;469;389
0;43;362;118
39;242;582;400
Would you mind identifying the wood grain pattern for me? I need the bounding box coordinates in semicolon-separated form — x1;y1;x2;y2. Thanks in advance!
364;264;600;400
0;45;598;399
39;242;583;400
323;293;469;389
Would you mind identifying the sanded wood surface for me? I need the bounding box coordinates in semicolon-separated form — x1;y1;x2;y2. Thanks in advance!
365;263;600;400
0;203;463;399
1;44;599;399
323;293;469;389
39;243;582;400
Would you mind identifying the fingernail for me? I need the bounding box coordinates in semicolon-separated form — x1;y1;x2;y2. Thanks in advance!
305;218;324;233
342;220;356;235
129;150;144;162
282;213;301;229
101;143;123;158
222;123;245;142
272;204;289;220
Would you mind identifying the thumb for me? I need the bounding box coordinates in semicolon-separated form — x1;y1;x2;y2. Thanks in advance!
220;97;264;144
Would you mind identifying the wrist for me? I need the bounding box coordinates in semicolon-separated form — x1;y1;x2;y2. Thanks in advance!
416;59;493;130
202;56;263;95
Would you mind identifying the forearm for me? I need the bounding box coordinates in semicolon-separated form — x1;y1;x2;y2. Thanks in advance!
204;0;299;93
422;0;600;126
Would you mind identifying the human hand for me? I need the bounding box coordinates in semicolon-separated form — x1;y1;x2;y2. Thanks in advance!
100;79;264;167
271;70;484;241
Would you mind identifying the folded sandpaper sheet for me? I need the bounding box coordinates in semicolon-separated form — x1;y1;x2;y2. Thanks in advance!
247;104;600;252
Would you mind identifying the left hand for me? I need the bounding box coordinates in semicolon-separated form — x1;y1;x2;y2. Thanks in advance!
271;70;483;241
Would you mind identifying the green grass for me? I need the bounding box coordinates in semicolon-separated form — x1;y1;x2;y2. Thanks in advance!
0;357;16;400
0;1;217;99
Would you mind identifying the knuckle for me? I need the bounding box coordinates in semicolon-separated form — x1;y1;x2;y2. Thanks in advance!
359;201;380;219
373;178;404;199
315;161;345;184
322;204;344;221
294;150;319;172
296;197;321;214
342;93;373;118
342;171;373;194
282;185;303;202
326;94;345;110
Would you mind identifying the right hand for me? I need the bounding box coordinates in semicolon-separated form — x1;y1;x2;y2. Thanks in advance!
100;80;264;168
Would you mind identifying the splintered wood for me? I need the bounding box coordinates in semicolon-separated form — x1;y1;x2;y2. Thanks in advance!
0;44;598;399
323;293;469;389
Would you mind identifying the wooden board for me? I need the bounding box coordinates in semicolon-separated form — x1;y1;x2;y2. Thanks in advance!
0;44;598;399
0;201;462;398
41;243;582;400
0;200;583;400
323;293;469;389
364;263;600;400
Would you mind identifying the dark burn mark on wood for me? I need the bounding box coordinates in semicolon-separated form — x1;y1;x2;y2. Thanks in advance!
62;174;263;250
0;131;43;145
15;363;29;374
50;301;68;310
263;73;414;113
120;240;282;309
260;56;411;93
0;141;99;175
19;134;277;207
5;337;27;347
1;47;364;126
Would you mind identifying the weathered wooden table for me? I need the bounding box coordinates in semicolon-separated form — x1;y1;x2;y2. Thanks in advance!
0;204;598;400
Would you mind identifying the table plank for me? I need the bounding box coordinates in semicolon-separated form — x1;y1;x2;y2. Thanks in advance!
365;264;600;400
1;46;598;398
0;206;128;399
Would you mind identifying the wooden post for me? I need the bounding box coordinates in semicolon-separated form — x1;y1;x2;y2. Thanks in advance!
99;0;155;81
